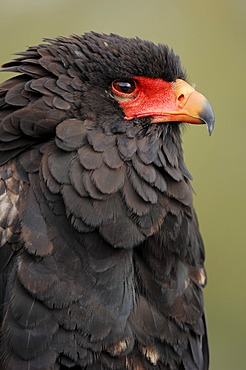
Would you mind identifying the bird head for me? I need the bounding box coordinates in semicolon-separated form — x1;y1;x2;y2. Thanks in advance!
74;33;214;135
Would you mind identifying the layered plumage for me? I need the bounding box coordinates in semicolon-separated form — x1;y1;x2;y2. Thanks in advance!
0;33;213;369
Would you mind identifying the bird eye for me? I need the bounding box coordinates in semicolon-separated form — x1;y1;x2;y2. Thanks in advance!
111;79;138;98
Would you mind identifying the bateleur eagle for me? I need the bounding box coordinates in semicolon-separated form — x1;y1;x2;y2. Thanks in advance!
0;33;214;370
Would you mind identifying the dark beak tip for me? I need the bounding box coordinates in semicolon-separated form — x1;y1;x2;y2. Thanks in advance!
201;100;215;136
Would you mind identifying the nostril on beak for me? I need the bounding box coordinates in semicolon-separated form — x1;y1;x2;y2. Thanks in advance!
178;93;185;102
177;93;186;107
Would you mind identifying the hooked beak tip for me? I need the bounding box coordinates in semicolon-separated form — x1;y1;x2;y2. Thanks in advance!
200;100;215;135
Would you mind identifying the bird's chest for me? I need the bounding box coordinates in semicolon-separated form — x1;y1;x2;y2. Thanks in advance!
15;223;136;360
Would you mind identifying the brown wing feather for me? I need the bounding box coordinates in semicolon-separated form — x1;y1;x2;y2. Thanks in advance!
0;162;23;324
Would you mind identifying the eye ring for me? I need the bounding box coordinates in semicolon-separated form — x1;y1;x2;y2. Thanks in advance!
111;79;138;98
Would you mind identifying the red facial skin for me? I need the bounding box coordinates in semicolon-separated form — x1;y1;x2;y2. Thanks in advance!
112;76;214;132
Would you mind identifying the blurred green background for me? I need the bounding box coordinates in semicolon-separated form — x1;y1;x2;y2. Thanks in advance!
0;1;245;369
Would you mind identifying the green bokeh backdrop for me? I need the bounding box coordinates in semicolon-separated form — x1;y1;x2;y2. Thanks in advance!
0;1;245;369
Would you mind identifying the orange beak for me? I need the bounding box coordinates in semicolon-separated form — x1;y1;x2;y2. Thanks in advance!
150;79;215;135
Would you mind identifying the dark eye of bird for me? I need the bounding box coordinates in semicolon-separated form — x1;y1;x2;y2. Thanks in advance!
112;79;137;96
